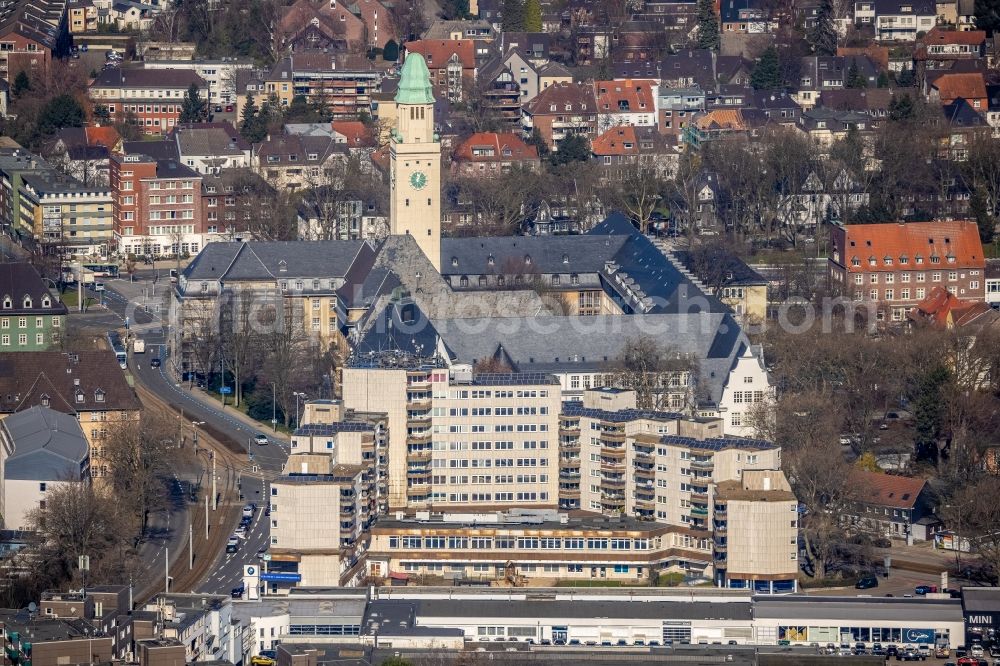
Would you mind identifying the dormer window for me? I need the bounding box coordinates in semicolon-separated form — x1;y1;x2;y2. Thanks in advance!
851;257;860;267
41;296;50;308
1;297;9;309
487;254;495;266
883;256;892;266
524;254;532;266
562;254;569;264
22;296;31;309
40;393;49;407
95;389;105;403
946;254;956;263
451;256;459;267
868;257;876;266
899;255;908;264
75;390;84;403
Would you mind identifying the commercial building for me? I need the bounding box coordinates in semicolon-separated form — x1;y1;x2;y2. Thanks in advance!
0;405;90;530
109;153;204;258
829;220;987;322
89;68;209;136
144;58;254;106
0;263;67;350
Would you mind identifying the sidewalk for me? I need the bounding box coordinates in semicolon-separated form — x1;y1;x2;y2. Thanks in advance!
166;364;293;443
877;540;959;575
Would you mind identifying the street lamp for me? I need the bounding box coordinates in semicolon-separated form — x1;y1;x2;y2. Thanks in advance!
293;392;307;429
191;420;205;446
271;382;277;432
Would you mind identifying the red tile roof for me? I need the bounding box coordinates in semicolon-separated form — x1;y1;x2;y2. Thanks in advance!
921;27;986;46
404;40;476;70
453;132;538;162
331;120;371;146
909;285;996;328
840;220;984;271
852;469;926;510
85;125;120;149
932;72;987;104
695;109;745;131
593;79;656;115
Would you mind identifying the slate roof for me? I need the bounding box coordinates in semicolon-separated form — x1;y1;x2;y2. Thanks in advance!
183;240;374;281
0;351;141;414
439;235;628;276
524;81;596;116
91;67;206;89
0;263;67;315
122;139;179;161
155;160;200;180
2;405;88;481
173;125;249;156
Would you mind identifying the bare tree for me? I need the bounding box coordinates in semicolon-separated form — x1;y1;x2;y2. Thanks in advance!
219;287;266;407
605;335;696;411
602;160;665;234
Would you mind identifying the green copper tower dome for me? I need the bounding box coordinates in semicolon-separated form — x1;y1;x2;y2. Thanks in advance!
395;52;435;105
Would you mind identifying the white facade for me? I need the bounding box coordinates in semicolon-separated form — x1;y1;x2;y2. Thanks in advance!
715;346;773;437
145;59;254;104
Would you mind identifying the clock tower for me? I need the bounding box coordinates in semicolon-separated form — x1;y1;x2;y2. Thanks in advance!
390;52;441;271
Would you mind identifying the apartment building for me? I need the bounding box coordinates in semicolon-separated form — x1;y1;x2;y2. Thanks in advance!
593;79;659;131
829;220;986;322
0;351;141;479
342;356;563;511
256;53;381;118
522;81;598;151
871;0;936;42
144;58;254;106
403;40;476;102
0;5;59;87
0;148;49;240
109;153;204;258
0;263;67;351
18;170;114;257
89;68;209;136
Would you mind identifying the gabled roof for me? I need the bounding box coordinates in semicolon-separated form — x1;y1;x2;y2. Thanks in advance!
0;263;67;316
452;132;538;162
91;67;206;89
839;220;984;269
84;126;120;149
908;285;998;328
851;469;927;509
331;121;371;147
695;109;745;131
404;39;476;71
943;97;986;128
593;79;657;115
931;72;987;103
0;351;140;415
591;125;668;157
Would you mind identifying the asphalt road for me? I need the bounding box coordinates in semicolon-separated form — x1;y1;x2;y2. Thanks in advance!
102;280;290;596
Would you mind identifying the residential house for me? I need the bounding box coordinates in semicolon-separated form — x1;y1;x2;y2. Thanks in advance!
0;351;142;479
144;58;255;106
170;124;252;174
796;107;875;149
617;49;716;89
848;469;936;542
296;188;386;241
490;48;540;104
496;32;549;62
794;55;882;109
253;134;345;190
352;0;396;49
43;126;122;187
828;220;986;322
101;0;157;32
658;86;705;144
275;0;366;53
929;71;988;110
524;196;606;235
18;171;114;258
423;18;494;41
593;79;658;131
67;0;98;33
870;0;937;42
0;148;50;241
257;53;382;118
89;68;209;136
914;28;986;73
632;0;700;43
521;81;597;151
0;9;58;87
537;62;573;94
0;263;67;351
404;40;477;102
110;153;204;258
908;284;999;329
475;59;522;127
0;405;89;530
776;168;870;227
450;132;539;177
690;108;747;144
590;125;675;180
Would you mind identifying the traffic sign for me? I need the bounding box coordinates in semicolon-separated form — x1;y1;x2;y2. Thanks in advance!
219;386;232;395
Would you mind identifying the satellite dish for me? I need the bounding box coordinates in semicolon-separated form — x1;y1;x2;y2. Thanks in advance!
27;602;36;612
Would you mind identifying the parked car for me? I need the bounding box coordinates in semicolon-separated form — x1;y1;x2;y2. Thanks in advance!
256;547;267;560
225;104;234;112
855;574;879;589
242;503;255;518
914;584;936;595
150;357;161;368
255;434;269;445
225;536;239;553
231;583;244;598
971;644;985;658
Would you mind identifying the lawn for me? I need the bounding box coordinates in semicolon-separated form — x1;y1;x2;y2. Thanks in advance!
201;388;294;436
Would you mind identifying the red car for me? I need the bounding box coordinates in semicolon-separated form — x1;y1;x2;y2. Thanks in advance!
225;104;234;112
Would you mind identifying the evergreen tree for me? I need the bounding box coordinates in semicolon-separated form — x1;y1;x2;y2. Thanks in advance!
523;0;542;31
888;93;915;121
877;71;889;88
37;94;85;136
750;46;781;90
240;93;266;143
696;0;720;50
896;68;916;87
846;60;868;88
808;0;838;56
501;0;525;31
179;83;207;123
11;70;30;97
526;126;549;156
975;0;1000;35
383;39;399;62
971;187;996;244
550;133;590;166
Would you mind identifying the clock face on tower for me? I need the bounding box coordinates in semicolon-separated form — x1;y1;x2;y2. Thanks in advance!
409;171;428;190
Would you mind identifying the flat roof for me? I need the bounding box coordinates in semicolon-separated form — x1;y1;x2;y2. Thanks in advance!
754;596;963;623
962;586;1000;613
414;598;752;622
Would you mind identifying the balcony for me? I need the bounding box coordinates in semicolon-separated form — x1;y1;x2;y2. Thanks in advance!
408;399;431;410
406;415;431;427
713;521;727;533
600;430;626;443
559;487;581;498
407;485;430;498
407;449;432;462
634;466;654;480
602;447;625;460
559;426;581;436
406;432;431;445
690;457;714;470
634;496;654;509
600;460;625;472
691;491;709;503
601;477;626;489
406;379;430;391
561;439;581;451
560;457;581;468
407;468;431;479
634;449;653;462
689;506;709;517
559;470;581;480
601;496;626;509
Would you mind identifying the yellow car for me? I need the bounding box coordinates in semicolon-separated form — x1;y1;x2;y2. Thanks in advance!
250;657;275;666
